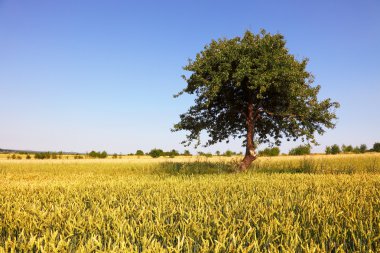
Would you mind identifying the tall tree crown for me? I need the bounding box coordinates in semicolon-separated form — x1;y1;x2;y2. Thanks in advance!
173;30;339;148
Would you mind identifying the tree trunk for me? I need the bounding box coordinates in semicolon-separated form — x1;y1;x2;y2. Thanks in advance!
239;103;257;172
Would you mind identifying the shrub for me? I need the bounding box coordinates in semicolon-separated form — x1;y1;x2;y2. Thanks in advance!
88;151;108;159
26;154;31;159
342;145;353;153
330;144;341;155
34;152;51;159
353;147;361;154
149;149;164;158
259;147;280;157
223;150;235;157
183;150;192;156
135;150;144;156
289;145;311;156
373;143;380;152
166;149;179;157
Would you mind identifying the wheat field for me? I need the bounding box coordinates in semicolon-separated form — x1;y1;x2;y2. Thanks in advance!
1;154;380;252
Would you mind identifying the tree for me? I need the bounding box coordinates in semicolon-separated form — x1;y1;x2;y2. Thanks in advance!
325;146;332;155
99;151;108;158
373;142;380;152
258;147;280;156
330;144;341;155
173;30;339;171
149;149;164;158
167;149;179;157
342;144;353;153
353;146;361;154
223;150;235;157
359;144;367;153
88;150;107;159
289;145;311;156
183;150;192;156
135;150;144;156
88;151;98;158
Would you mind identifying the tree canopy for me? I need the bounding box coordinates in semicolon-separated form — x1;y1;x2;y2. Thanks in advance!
173;30;339;170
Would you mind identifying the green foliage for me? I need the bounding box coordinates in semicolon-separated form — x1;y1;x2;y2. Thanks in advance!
258;147;280;157
342;145;353;153
167;149;179;158
26;154;31;159
197;152;213;158
173;29;339;150
289;145;311;156
360;144;367;153
149;149;164;158
373;142;380;152
88;151;108;159
34;152;51;159
182;150;192;156
135;150;144;156
223;150;236;157
330;144;341;155
353;146;361;154
325;146;332;155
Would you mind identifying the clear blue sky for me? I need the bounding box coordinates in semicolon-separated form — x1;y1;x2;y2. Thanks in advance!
1;0;379;154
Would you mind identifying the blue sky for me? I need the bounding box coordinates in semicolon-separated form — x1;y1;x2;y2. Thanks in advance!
1;0;379;154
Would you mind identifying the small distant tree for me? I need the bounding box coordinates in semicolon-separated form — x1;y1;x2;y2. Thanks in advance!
342;145;353;153
112;153;118;159
259;147;280;156
26;154;31;159
325;146;332;155
373;143;380;152
88;150;108;158
215;150;221;156
167;149;179;157
330;144;341;155
289;145;311;156
223;150;234;157
359;144;367;153
183;150;192;156
149;149;164;158
353;146;361;154
88;151;98;158
203;152;213;158
135;150;144;156
99;151;107;158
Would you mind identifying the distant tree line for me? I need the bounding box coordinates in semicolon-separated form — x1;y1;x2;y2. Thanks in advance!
325;143;380;155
